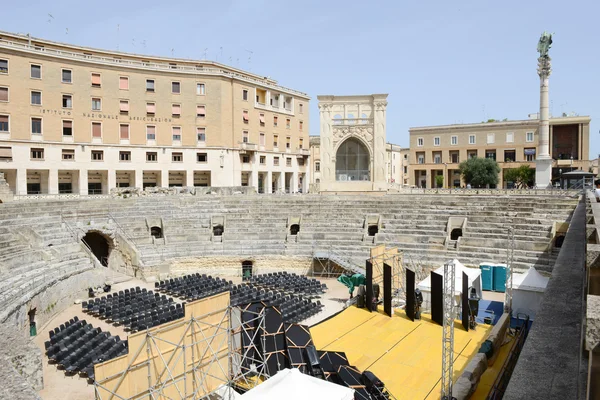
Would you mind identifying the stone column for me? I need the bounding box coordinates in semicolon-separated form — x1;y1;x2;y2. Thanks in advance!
185;170;194;187
135;169;143;189
279;172;285;193
535;56;552;188
48;169;59;195
251;155;259;192
79;169;88;195
107;170;116;194
17;168;27;196
266;170;272;194
160;170;169;188
292;171;298;193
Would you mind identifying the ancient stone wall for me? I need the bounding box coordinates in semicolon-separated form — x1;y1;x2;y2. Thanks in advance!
158;255;312;280
0;322;43;397
2;269;105;335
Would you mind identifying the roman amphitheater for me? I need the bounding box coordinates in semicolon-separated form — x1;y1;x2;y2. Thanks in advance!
0;170;597;400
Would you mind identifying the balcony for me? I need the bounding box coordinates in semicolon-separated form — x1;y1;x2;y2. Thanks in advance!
255;101;294;116
296;148;310;157
239;142;258;153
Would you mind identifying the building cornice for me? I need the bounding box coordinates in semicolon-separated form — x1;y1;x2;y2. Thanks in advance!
0;31;310;100
409;116;591;133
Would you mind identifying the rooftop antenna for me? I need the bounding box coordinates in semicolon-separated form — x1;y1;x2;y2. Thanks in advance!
202;48;208;60
218;47;223;62
131;38;136;47
65;28;69;36
47;13;54;24
116;24;120;51
244;49;253;71
171;48;175;57
141;40;146;51
560;101;568;115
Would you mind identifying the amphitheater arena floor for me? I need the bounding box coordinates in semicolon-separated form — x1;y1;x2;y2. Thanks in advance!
33;272;349;400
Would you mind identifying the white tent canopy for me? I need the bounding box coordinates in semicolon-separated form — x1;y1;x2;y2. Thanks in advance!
512;267;549;320
239;368;354;400
417;259;482;310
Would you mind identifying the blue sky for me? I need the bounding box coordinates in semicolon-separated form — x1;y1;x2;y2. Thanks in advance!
4;0;598;157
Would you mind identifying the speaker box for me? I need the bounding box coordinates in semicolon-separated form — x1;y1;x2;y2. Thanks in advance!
373;284;380;300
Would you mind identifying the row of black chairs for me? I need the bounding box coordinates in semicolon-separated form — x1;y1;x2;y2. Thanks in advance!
82;288;181;332
45;318;128;381
231;283;323;323
155;272;325;323
156;273;232;301
248;272;327;296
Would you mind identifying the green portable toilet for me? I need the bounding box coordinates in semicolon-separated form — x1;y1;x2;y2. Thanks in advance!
479;263;494;291
492;264;507;292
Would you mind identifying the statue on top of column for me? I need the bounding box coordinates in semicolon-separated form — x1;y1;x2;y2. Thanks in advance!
537;32;553;59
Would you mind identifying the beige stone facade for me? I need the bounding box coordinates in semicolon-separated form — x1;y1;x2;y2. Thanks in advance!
309;137;408;190
0;31;310;195
315;94;390;192
409;116;591;189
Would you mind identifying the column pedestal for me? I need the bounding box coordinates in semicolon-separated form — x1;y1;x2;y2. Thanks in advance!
535;159;552;189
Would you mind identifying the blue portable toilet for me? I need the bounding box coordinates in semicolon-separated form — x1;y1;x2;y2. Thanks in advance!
479;263;494;291
492;264;507;292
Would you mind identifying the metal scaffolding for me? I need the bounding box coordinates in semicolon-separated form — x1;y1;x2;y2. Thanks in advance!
441;260;456;400
369;249;405;308
504;227;515;315
93;302;268;400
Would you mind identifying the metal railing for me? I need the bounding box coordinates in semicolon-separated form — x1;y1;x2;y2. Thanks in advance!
486;315;531;399
387;185;581;196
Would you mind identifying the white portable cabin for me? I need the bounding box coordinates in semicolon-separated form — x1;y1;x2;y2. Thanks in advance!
416;259;482;311
511;267;549;320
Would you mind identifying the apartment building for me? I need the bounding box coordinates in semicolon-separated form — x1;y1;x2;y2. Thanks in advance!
409;115;591;188
0;31;310;196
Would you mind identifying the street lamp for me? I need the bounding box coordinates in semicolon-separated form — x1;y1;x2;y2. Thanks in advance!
558;168;562;189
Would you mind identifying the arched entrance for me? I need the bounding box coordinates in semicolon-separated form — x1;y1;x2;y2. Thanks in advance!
335;138;370;181
242;260;253;281
290;224;300;235
82;231;111;267
150;226;163;239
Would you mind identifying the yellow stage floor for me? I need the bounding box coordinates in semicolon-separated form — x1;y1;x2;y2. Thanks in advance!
310;306;492;400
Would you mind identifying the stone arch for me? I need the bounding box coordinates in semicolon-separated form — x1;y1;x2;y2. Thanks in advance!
334;137;372;181
242;260;253;280
81;231;113;267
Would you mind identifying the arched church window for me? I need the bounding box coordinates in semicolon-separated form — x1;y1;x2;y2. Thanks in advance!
335;138;370;182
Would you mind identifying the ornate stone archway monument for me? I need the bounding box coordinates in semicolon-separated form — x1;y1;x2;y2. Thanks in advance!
317;94;388;192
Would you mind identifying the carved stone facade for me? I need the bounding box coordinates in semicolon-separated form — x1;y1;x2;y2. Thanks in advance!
317;94;388;192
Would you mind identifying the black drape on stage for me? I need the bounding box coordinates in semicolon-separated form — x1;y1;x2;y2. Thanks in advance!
431;272;443;326
383;263;392;317
406;269;416;321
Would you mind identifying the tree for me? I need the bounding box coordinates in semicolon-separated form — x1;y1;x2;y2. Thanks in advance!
504;165;535;188
459;157;500;188
435;175;444;188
